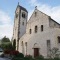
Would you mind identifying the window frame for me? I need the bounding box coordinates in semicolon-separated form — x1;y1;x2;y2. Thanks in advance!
35;25;38;33
41;25;43;31
22;12;26;18
29;29;32;34
58;36;60;43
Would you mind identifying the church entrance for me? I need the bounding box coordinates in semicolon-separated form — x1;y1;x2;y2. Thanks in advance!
34;48;39;57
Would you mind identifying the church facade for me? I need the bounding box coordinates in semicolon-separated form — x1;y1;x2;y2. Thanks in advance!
13;4;60;58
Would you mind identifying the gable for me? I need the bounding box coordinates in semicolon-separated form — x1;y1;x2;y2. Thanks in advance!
28;9;49;24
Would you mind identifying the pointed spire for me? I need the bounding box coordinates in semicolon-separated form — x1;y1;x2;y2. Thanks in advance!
17;2;20;8
18;2;19;5
35;6;37;10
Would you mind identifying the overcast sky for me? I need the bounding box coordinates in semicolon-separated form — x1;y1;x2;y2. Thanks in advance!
0;0;60;39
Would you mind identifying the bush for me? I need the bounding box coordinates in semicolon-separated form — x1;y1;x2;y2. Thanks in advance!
15;53;24;58
35;55;44;60
10;50;19;55
54;57;60;60
12;53;24;60
24;55;33;60
12;58;24;60
4;49;10;54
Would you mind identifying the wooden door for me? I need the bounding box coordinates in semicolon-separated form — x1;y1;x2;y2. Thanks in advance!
34;48;39;57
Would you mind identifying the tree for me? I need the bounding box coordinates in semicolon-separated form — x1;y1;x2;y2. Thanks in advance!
0;36;13;50
1;36;10;43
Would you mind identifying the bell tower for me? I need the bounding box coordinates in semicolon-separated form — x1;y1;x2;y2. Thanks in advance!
13;3;28;50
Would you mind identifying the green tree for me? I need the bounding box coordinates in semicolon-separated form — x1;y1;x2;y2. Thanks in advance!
0;36;14;50
1;36;10;43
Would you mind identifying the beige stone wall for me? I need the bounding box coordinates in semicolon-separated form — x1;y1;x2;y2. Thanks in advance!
19;9;60;58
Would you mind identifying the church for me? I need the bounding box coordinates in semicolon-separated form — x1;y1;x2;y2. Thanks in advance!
13;3;60;58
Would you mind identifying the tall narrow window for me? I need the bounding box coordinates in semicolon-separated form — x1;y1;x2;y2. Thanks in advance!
41;25;43;31
58;36;60;43
47;40;51;57
29;29;32;34
35;26;38;33
22;13;25;18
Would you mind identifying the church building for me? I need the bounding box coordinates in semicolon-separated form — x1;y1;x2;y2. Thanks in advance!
13;3;60;58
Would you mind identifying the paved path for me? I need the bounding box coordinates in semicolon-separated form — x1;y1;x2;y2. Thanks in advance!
0;57;11;60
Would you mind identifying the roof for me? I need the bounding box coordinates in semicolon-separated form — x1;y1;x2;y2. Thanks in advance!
49;16;60;25
16;4;28;13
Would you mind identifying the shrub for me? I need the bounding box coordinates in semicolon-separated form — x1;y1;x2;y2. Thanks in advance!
15;53;24;58
10;50;19;56
12;58;24;60
35;55;44;60
24;55;33;60
4;49;10;54
54;57;60;60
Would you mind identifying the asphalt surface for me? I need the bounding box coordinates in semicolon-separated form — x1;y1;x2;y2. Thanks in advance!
0;57;11;60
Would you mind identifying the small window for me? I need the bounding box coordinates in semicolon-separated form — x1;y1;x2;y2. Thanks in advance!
35;26;38;33
29;29;32;34
35;12;37;17
22;22;24;25
41;25;43;31
58;36;60;43
22;13;25;18
47;40;50;46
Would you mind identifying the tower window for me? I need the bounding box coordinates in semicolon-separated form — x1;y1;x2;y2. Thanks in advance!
35;26;38;33
58;36;60;43
22;13;25;18
41;25;43;31
29;29;32;34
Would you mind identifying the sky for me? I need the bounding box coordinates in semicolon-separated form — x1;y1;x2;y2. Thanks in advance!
0;0;60;40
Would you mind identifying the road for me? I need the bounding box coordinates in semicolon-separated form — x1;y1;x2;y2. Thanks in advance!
0;57;11;60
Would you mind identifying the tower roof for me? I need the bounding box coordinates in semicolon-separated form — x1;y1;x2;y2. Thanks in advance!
16;2;28;13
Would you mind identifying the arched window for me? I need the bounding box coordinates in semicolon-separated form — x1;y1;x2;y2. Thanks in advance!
29;29;32;34
35;26;38;33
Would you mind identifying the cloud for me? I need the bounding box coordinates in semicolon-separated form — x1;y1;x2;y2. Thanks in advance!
28;0;60;23
0;10;13;39
0;10;12;24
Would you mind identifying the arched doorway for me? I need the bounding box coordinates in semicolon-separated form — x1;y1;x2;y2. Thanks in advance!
33;43;40;57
